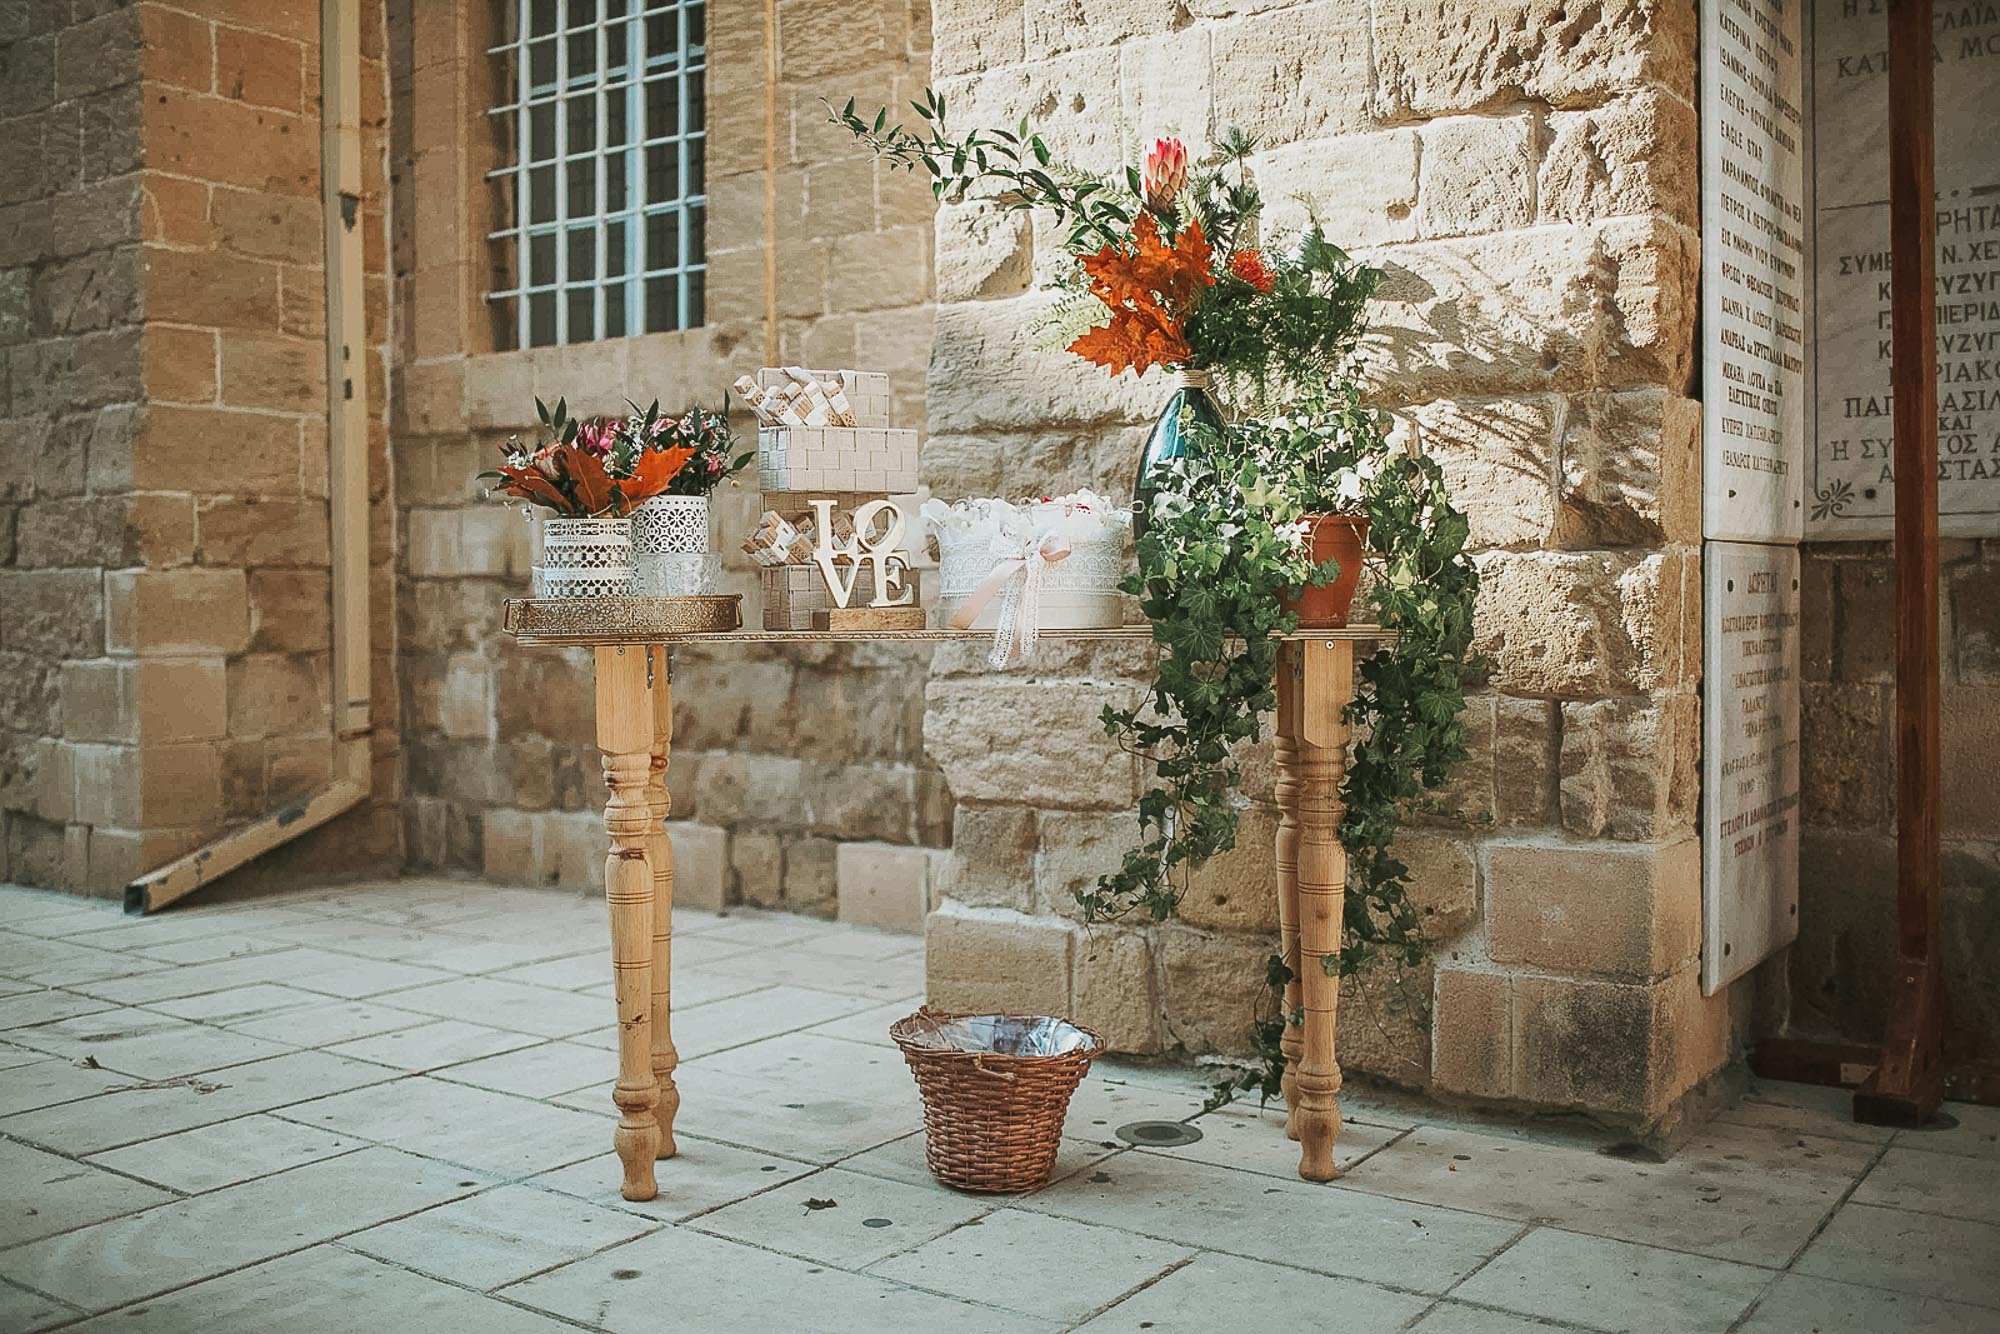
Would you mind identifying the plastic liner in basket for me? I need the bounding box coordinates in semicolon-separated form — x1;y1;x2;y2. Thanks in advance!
891;1008;1107;1193
897;1012;1097;1058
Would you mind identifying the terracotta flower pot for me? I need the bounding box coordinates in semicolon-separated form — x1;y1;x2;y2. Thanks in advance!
1282;514;1369;628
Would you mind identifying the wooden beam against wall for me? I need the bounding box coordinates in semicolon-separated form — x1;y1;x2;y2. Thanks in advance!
1855;0;1946;1128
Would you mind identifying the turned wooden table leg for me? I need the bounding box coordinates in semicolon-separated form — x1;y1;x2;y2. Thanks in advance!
645;645;680;1159
1284;638;1354;1182
1274;648;1305;1141
595;645;660;1200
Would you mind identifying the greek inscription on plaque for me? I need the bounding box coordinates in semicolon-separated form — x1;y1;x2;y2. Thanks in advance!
1702;543;1802;995
1807;0;2000;537
1703;0;1810;542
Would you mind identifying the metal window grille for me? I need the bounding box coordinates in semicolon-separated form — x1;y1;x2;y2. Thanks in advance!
486;0;706;348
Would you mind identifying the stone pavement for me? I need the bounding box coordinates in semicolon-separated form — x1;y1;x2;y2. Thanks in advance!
1;879;1996;1333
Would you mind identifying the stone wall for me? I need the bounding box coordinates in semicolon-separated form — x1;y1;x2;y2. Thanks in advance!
2;1;400;896
0;2;147;888
1795;541;2000;1055
390;0;943;926
918;0;1743;1132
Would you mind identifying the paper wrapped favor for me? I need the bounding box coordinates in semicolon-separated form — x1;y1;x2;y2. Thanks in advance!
922;491;1131;666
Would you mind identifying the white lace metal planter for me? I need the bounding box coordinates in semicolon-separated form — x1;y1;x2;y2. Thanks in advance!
630;495;713;596
632;494;710;555
631;552;720;596
533;516;635;598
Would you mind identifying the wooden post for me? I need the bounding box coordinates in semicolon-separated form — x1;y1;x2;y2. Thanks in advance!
595;645;661;1199
1856;0;1946;1128
1273;647;1305;1140
645;646;680;1158
1280;638;1353;1180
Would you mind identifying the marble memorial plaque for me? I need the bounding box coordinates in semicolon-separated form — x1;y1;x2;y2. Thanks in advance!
1702;542;1802;995
1702;0;1810;542
1807;0;2000;537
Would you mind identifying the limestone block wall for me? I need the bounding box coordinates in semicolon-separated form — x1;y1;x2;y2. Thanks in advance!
0;3;147;889
390;0;943;922
1795;541;2000;1055
0;1;400;895
918;0;1741;1130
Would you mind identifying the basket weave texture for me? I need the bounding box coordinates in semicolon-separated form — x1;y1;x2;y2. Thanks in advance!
891;1007;1106;1193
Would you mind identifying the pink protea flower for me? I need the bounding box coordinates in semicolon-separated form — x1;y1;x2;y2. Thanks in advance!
1142;137;1188;214
574;420;614;456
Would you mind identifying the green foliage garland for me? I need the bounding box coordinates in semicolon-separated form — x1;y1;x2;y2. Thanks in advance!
1078;384;1480;1105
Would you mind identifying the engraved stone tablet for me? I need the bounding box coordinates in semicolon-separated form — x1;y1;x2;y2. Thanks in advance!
1702;542;1802;995
1702;0;1810;542
1806;0;2000;537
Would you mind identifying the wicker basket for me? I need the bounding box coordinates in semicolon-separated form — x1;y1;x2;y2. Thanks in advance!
891;1008;1106;1193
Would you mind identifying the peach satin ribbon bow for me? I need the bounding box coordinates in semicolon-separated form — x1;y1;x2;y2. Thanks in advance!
948;531;1073;667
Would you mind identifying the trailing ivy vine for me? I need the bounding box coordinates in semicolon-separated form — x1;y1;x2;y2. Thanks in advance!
1076;382;1480;1106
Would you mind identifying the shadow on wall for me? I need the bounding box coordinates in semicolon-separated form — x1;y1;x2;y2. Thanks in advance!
1792;542;2000;1061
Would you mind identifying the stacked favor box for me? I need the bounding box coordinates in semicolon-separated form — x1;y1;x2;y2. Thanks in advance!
738;367;922;629
748;369;918;497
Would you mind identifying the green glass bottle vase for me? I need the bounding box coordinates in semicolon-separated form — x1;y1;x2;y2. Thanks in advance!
1133;368;1222;539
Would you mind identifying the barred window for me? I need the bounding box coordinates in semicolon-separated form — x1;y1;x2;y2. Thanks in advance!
486;0;707;348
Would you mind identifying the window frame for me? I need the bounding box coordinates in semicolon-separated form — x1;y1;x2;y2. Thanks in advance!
483;0;707;349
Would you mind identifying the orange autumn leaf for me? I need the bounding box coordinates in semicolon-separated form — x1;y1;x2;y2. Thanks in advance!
618;444;697;507
1068;214;1215;377
561;447;616;516
492;465;570;511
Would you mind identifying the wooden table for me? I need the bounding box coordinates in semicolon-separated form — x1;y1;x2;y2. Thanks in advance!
502;598;1386;1198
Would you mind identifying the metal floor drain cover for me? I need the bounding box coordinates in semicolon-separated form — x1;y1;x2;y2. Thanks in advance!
1115;1120;1203;1147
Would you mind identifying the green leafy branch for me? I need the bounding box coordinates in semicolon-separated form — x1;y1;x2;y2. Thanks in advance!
826;89;1138;253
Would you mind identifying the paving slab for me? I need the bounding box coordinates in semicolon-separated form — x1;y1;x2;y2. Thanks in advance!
1026;1149;1520;1294
1408;1303;1600;1333
707;945;926;1000
7;1005;292;1080
372;975;608;1038
1853;1144;2000;1224
430;1039;606;1099
1715;1080;1899;1145
0;1138;177;1249
1340;1120;1874;1267
1734;1271;2000;1332
800;996;925;1047
695;1165;993;1268
565;1062;919;1163
224;997;435;1047
1151;1102;1405;1179
1078;1250;1431;1332
63;1245;578;1333
530;1140;820;1221
1894;1102;2000;1161
147;982;327;1024
0;987;119;1030
275;1075;608;1178
870;1207;1191;1323
502;1221;1056;1333
572;983;877;1060
345;1183;659;1289
324;1017;542;1072
85;1113;362;1194
0;1146;490;1311
1452;1226;1772;1333
0;1049;398;1155
0;1278;79;1334
0;1056;139;1118
1794;1202;2000;1307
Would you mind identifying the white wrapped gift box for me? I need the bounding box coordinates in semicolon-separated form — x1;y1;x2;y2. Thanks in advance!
922;492;1131;632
